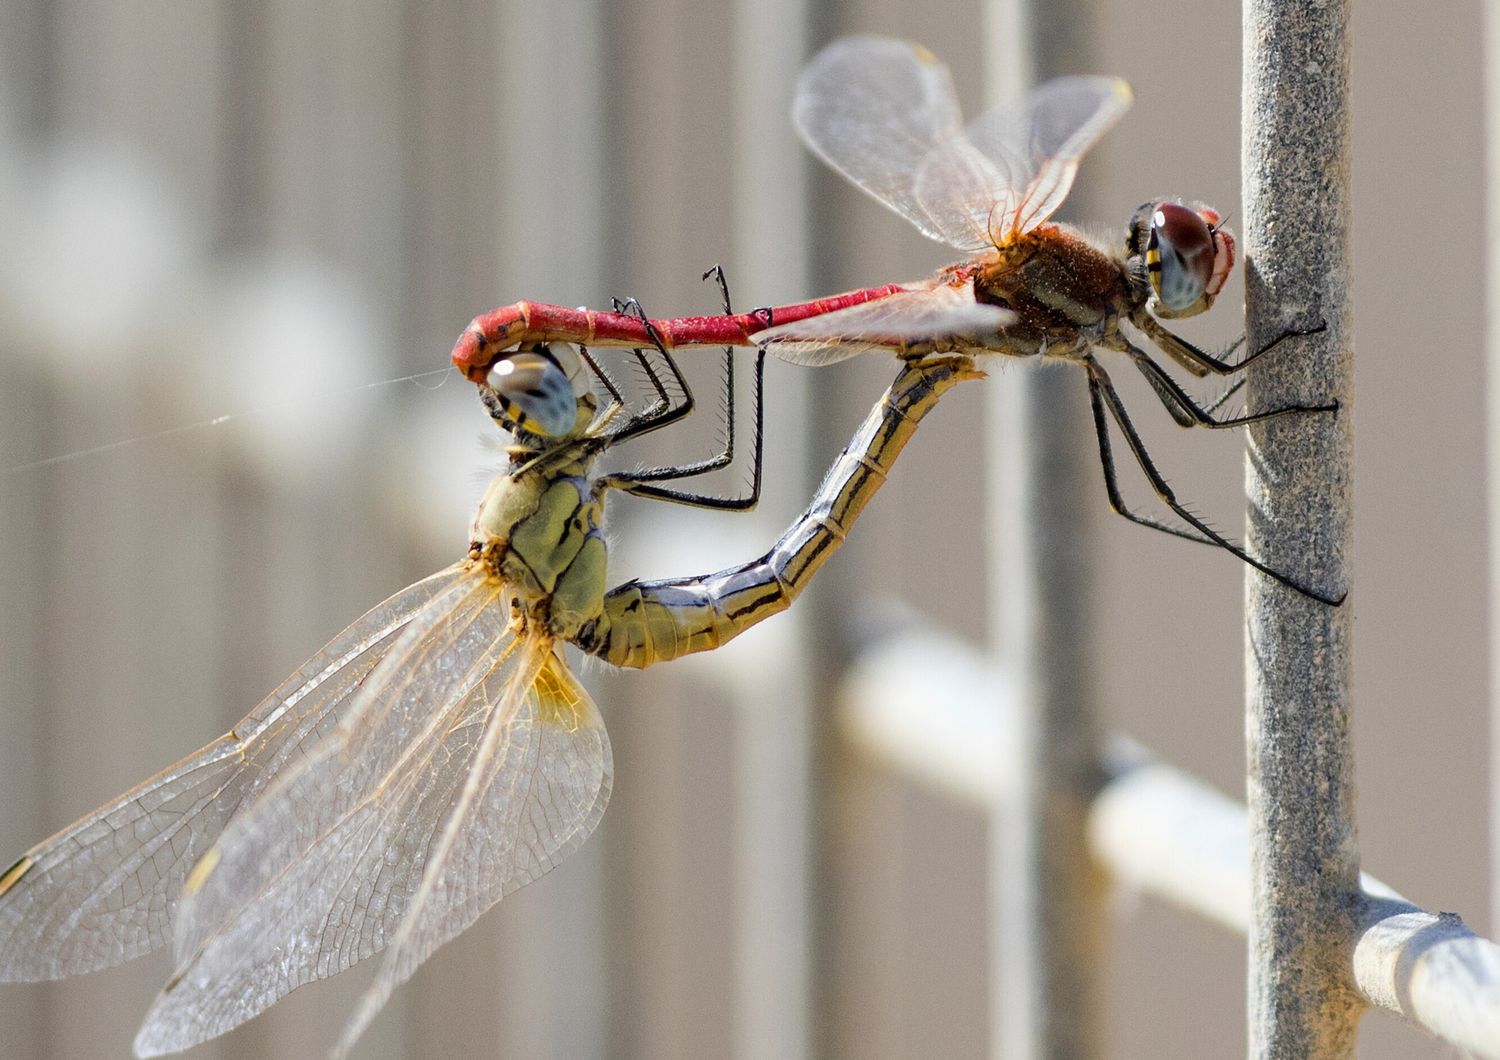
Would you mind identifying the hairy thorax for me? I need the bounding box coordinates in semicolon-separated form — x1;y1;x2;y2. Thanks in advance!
971;223;1136;359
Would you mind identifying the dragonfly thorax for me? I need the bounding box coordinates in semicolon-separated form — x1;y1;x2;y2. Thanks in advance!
470;467;608;639
972;225;1133;359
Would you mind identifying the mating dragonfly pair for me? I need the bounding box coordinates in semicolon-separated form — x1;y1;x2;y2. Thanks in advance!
0;35;1337;1059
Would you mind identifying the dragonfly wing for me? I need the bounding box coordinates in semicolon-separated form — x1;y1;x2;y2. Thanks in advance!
331;648;608;1058
793;35;966;245
134;574;611;1057
0;563;469;981
914;75;1132;244
754;286;1017;366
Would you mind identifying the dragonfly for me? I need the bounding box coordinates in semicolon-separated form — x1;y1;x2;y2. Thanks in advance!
450;36;1341;605
0;288;983;1056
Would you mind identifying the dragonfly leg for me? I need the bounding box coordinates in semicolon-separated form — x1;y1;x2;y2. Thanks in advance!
577;343;627;414
600;270;766;510
1116;334;1338;429
600;348;765;511
698;264;776;331
606;297;692;432
601;271;754;446
1202;377;1245;416
577;356;981;667
1133;312;1327;376
1082;357;1344;605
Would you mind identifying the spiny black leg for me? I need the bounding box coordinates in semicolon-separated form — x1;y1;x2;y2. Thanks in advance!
1137;313;1327;376
702;265;738;464
610;296;679;423
706;262;774;331
1119;335;1338;429
604;347;765;511
603;298;698;443
577;343;626;420
1084;370;1212;547
625;296;695;425
616;350;736;478
1228;321;1328;373
602;269;765;509
1203;378;1245;417
703;264;732;314
1084;358;1344;606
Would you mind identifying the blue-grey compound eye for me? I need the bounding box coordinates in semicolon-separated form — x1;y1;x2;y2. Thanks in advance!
1148;201;1216;313
486;352;579;437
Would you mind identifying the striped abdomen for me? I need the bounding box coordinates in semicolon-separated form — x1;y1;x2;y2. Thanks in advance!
576;357;978;668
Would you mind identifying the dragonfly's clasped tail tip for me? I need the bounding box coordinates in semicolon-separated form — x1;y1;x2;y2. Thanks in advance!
451;303;534;383
451;323;490;383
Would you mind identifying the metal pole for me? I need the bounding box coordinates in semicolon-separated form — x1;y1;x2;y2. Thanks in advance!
983;2;1104;1057
1242;1;1363;1056
841;627;1500;1058
1483;0;1500;939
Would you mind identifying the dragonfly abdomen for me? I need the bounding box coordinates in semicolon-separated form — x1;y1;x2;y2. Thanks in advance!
577;357;978;669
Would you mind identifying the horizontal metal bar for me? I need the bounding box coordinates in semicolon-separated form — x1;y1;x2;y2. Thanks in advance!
837;629;1500;1058
1353;900;1500;1056
838;630;1015;807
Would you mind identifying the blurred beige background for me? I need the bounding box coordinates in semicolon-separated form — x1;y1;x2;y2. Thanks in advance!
0;0;1483;1058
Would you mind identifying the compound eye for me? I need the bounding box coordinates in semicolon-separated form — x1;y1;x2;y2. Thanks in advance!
486;350;579;437
1148;201;1216;314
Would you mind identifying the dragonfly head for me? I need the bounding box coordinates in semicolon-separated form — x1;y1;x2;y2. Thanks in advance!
1129;200;1236;319
481;344;594;441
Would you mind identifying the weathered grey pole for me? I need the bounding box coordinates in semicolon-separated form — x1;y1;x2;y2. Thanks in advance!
1483;0;1500;940
984;1;1105;1057
1242;1;1363;1056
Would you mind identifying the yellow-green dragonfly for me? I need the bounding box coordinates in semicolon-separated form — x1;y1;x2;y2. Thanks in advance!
0;317;982;1056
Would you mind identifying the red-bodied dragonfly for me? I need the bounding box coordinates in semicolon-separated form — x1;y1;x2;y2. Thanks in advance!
451;36;1339;604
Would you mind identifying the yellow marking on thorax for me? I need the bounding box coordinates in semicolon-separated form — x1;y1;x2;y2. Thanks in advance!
0;855;33;897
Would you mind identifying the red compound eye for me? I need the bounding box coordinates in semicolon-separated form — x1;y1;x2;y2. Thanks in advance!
1148;201;1217;313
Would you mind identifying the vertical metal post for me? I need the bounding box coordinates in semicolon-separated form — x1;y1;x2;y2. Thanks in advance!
983;2;1104;1057
1242;1;1363;1056
1484;0;1500;938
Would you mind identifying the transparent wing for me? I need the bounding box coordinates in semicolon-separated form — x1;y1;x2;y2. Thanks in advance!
134;572;611;1057
754;285;1017;366
0;563;469;982
914;75;1132;247
331;649;607;1059
793;35;965;244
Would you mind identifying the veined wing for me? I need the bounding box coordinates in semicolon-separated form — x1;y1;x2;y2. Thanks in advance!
914;75;1132;247
134;572;612;1057
793;35;965;245
330;648;607;1059
753;285;1016;366
0;563;469;982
